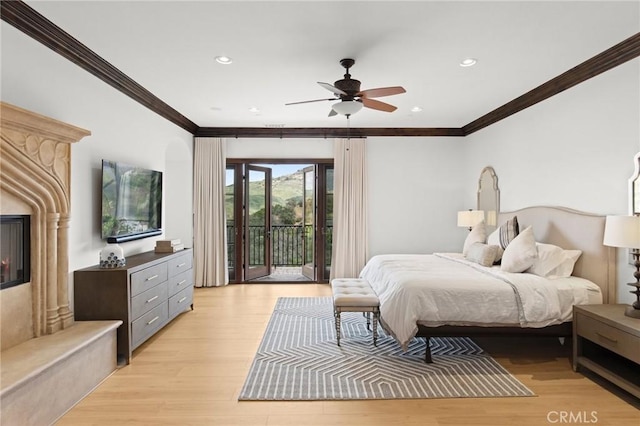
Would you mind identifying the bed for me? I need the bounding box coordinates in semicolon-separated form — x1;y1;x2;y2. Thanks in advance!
359;206;617;362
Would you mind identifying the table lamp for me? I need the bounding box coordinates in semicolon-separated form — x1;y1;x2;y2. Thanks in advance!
457;210;485;231
603;215;640;318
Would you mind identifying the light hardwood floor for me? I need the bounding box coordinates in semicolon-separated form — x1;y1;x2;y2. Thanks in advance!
58;284;639;426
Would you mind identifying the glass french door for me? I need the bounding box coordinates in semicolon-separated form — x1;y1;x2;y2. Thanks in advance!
302;166;315;280
225;160;333;283
244;165;271;280
319;166;333;281
225;167;237;281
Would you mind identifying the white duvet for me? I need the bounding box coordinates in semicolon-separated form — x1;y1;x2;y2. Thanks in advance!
359;253;602;349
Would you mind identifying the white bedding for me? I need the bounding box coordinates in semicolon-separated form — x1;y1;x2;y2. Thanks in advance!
359;253;602;349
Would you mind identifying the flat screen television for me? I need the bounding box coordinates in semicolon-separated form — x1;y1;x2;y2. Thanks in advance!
101;160;163;243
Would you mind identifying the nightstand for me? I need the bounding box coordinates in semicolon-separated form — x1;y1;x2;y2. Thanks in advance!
573;304;640;398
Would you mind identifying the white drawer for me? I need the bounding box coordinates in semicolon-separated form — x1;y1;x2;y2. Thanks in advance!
168;252;193;278
131;263;167;296
167;269;193;297
131;281;167;320
169;286;193;319
131;303;168;349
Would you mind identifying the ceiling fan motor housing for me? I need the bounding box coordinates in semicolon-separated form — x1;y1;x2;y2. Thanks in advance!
334;78;361;97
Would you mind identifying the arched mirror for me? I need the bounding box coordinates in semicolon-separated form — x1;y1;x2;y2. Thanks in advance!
477;166;500;233
630;152;640;215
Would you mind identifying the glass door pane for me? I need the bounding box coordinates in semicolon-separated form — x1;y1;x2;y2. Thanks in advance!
225;167;236;280
245;165;271;280
324;167;333;280
302;166;315;280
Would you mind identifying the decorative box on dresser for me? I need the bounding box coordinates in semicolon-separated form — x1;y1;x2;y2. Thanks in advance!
573;304;640;398
74;249;194;365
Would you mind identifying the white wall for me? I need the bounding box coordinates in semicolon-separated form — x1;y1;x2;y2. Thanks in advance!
367;137;467;255
464;59;640;303
226;138;334;159
1;23;194;295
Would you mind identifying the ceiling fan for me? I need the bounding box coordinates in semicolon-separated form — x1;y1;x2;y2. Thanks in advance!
286;58;406;117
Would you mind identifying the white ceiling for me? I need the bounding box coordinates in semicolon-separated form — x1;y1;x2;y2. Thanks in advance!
24;1;639;129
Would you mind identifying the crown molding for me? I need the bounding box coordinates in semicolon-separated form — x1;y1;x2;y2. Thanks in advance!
463;32;640;135
195;127;465;138
1;1;199;134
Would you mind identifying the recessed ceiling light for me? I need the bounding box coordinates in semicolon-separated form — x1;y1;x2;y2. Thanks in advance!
411;106;423;113
460;58;477;67
249;106;260;113
215;56;233;65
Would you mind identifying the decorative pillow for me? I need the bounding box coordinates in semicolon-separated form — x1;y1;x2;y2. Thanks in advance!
465;242;500;267
487;216;519;249
527;243;582;278
462;221;487;257
487;216;519;262
500;226;538;273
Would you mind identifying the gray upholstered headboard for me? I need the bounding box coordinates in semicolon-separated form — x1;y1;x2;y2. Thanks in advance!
498;206;616;303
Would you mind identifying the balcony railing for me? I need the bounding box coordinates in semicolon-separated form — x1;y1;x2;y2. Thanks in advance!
226;224;332;268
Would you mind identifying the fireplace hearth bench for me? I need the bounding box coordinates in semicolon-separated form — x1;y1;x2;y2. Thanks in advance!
0;320;121;425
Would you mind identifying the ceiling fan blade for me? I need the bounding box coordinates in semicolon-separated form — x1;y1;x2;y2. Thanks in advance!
362;97;397;112
328;109;338;117
285;98;336;106
358;86;406;98
318;82;347;96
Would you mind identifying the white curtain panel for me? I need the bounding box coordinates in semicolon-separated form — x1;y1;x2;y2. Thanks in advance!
193;137;228;287
330;138;369;280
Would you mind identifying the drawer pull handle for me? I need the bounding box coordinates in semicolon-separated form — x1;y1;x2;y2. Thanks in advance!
146;274;159;282
596;332;618;344
177;262;186;268
177;280;186;286
147;316;160;325
146;295;159;303
178;297;187;303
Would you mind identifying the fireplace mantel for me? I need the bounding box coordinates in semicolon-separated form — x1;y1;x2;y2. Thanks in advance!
0;102;90;340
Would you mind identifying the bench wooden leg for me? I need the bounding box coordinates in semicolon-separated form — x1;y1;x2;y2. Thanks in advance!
372;309;379;346
334;309;341;346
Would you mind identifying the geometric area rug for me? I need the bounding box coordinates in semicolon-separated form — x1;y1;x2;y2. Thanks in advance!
239;297;535;400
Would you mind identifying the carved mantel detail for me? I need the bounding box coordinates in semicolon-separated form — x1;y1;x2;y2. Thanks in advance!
0;102;90;336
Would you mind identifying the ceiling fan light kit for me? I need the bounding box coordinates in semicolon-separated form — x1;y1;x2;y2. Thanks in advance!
286;58;406;118
331;100;363;116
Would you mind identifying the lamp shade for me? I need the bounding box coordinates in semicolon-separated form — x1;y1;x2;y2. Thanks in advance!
457;210;485;228
603;215;640;249
332;100;363;116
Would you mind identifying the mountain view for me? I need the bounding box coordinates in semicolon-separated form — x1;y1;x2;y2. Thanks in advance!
224;165;334;268
226;167;308;225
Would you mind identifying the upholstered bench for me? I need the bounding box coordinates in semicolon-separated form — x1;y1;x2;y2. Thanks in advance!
330;278;380;346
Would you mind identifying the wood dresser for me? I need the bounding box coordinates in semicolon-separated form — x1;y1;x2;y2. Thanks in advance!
573;304;640;398
74;249;194;365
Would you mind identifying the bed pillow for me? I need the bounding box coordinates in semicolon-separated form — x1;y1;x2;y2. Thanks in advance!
465;242;500;267
527;243;582;278
487;216;519;262
462;220;487;257
500;226;537;273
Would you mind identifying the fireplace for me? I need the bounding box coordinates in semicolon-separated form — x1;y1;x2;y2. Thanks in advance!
0;215;30;290
1;101;91;343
